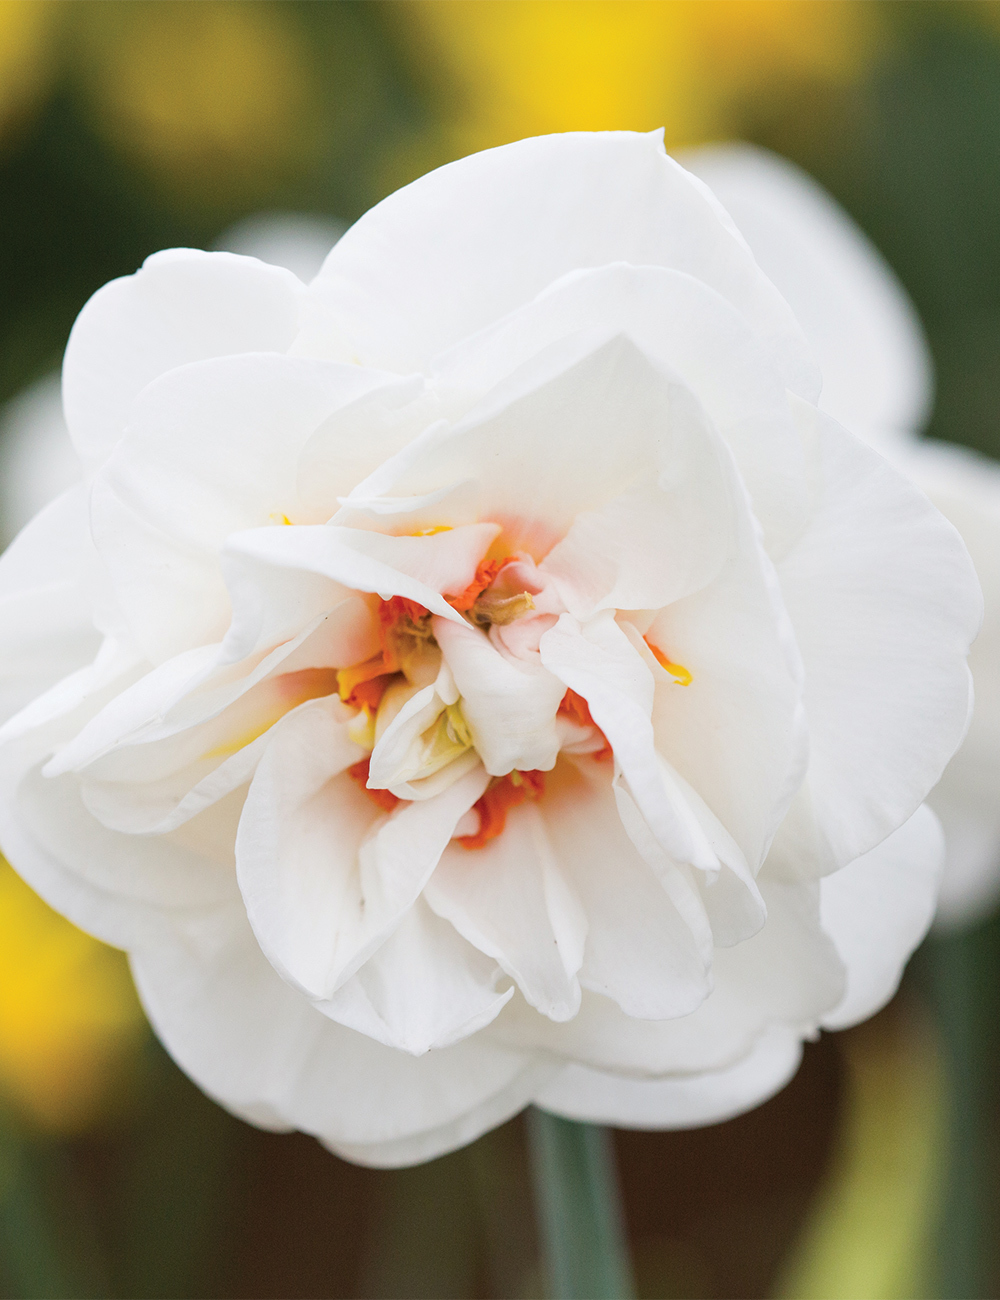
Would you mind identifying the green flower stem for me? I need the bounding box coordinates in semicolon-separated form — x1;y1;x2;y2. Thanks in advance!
914;917;1000;1300
526;1109;634;1300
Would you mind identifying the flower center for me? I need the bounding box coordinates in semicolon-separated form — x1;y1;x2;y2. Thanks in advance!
332;558;690;849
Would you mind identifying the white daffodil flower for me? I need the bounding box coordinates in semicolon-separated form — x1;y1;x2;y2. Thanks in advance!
683;142;1000;930
0;132;981;1167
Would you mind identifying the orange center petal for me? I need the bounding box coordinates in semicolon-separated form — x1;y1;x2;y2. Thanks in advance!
347;756;401;814
557;688;612;761
457;769;546;851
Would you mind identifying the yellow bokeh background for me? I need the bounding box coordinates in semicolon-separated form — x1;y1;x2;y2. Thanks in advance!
385;0;883;189
0;860;146;1135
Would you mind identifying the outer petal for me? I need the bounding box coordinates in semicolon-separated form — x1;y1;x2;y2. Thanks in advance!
93;355;403;662
820;804;943;1030
0;757;239;950
130;902;554;1167
681;143;931;446
0;487;102;722
63;250;306;467
310;131;817;397
895;440;1000;927
771;402;981;871
490;877;843;1078
533;1025;802;1129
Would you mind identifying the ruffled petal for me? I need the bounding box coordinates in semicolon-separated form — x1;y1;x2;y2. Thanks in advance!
540;759;711;1019
636;459;807;874
533;1025;803;1129
820;804;943;1030
894;440;1000;926
490;876;842;1077
129;902;552;1166
681;144;932;446
310;131;816;396
63;250;306;467
0;487;102;722
432;264;809;557
355;334;732;604
320;898;513;1054
771;403;981;870
93;355;401;662
222;522;499;639
0;756;239;949
540;611;719;877
432;615;565;776
47;599;375;810
425;803;587;1022
236;697;490;1000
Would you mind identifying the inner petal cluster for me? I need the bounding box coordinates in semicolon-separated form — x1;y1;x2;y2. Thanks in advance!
325;549;692;851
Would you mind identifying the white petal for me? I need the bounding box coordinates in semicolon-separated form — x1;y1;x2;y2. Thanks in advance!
80;728;269;836
222;521;499;635
320;898;513;1054
540;759;711;1019
425;803;587;1022
295;377;443;518
63;250;306;467
129;902;552;1166
43;643;222;777
772;403;981;869
533;1025;802;1129
0;759;238;949
638;757;766;948
0;486;102;722
540;611;718;876
894;440;1000;927
636;459;807;874
93;355;401;662
432;615;565;776
43;600;373;821
311;131;816;396
0;635;143;756
362;334;732;602
681;143;932;445
432;264;809;557
540;367;733;619
491;877;842;1077
820;804;943;1030
236;697;489;1000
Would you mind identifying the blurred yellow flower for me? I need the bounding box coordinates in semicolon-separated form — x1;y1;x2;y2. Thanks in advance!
394;0;882;169
0;858;146;1134
0;0;57;149
72;1;320;209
